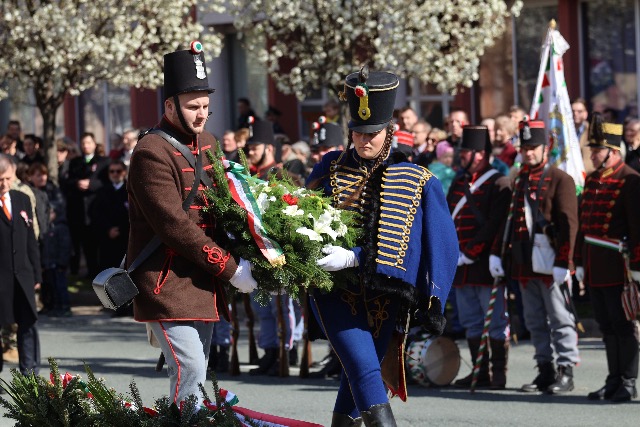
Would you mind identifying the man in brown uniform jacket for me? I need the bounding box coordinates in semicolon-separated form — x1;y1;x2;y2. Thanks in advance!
490;120;580;394
576;114;640;402
127;41;257;406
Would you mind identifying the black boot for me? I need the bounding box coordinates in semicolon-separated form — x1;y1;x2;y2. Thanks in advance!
361;403;397;427
312;349;334;368
611;377;638;403
310;351;341;378
489;338;508;390
249;348;278;376
548;365;574;394
521;362;555;392
454;337;490;388
619;334;639;389
331;412;363;427
216;346;230;373
588;334;621;400
289;344;298;367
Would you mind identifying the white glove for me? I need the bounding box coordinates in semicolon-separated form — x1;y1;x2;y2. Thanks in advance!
631;270;640;282
552;266;571;285
317;245;359;272
575;266;585;282
489;255;504;279
458;252;474;266
229;258;258;293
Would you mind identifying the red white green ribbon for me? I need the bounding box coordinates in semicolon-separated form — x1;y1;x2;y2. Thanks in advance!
222;159;286;267
584;235;622;252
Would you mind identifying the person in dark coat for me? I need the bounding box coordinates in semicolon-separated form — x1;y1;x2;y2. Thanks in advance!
64;132;109;277
0;154;41;375
448;125;512;390
576;114;640;402
41;202;72;317
91;159;130;271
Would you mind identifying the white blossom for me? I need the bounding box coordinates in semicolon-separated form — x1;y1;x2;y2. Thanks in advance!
0;0;225;181
228;0;522;98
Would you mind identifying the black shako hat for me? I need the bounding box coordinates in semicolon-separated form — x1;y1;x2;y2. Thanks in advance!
163;41;215;101
588;112;623;150
311;117;344;149
461;125;492;153
342;65;399;133
246;120;275;146
519;120;547;146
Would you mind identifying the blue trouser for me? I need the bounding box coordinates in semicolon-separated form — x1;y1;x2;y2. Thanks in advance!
251;293;294;350
148;321;213;405
311;284;400;418
456;285;509;340
446;289;464;333
211;317;232;346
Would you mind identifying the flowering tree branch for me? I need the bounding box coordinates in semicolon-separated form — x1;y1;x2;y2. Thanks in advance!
0;0;225;182
229;0;522;99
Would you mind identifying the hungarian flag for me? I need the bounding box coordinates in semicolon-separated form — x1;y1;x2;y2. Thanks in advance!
529;23;585;194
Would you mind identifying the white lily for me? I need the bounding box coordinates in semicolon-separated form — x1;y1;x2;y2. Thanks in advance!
296;227;323;241
283;205;304;217
314;211;339;241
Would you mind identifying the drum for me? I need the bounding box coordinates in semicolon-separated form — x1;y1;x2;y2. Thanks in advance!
406;335;460;386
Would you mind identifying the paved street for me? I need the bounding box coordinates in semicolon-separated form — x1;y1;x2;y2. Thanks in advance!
1;302;638;426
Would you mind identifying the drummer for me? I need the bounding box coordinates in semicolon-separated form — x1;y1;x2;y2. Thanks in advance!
307;65;458;426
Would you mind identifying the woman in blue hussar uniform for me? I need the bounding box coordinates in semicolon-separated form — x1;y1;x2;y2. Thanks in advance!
306;66;458;426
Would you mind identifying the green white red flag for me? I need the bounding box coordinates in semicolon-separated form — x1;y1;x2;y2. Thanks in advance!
529;24;585;193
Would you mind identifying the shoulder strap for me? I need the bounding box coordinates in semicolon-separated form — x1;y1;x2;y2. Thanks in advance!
147;129;213;188
450;168;498;221
125;129;210;273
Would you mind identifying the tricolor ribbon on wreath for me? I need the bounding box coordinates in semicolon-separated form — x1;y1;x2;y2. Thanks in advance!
221;159;286;267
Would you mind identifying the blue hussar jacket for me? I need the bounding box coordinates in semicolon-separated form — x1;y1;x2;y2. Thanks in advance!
306;149;458;312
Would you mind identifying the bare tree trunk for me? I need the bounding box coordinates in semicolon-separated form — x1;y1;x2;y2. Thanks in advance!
40;103;60;186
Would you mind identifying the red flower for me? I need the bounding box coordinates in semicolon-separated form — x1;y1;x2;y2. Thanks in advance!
282;194;299;205
354;84;368;98
50;372;74;388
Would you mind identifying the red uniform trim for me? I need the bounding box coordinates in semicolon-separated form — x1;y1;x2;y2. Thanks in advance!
159;321;182;403
203;245;231;276
154;248;176;295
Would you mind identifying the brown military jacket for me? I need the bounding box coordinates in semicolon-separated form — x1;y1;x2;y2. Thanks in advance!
127;117;237;321
575;159;640;287
493;162;579;282
448;165;512;286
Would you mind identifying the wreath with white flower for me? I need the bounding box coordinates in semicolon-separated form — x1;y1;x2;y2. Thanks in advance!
203;145;361;304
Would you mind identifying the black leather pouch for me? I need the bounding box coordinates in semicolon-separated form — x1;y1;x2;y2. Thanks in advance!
92;267;139;310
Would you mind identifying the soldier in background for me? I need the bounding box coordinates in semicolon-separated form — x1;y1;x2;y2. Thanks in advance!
448;126;512;389
576;114;640;402
490;119;580;395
